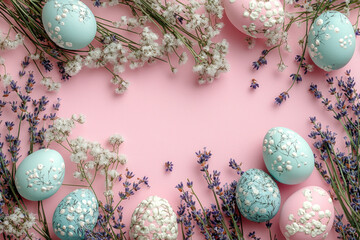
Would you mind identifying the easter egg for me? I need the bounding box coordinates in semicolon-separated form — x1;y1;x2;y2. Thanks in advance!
236;169;281;222
42;0;97;50
129;196;178;239
263;127;315;185
307;11;355;71
15;149;65;201
52;189;99;240
280;186;334;239
223;0;284;38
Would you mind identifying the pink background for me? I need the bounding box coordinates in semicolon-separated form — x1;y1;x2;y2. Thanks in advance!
1;2;359;239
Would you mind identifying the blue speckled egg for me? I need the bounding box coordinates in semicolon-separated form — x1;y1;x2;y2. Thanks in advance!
15;149;65;201
42;0;97;50
52;189;99;240
236;169;281;222
307;11;355;71
263;127;314;185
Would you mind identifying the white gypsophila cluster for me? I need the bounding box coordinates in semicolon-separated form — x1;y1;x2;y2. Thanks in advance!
129;196;178;240
62;0;228;92
0;208;36;238
45;114;85;143
205;0;224;19
277;62;287;72
0;57;12;87
40;77;61;92
193;39;229;84
129;27;162;69
162;2;184;25
0;73;12;87
0;33;24;50
64;55;83;76
69;134;127;188
162;33;184;54
265;26;283;47
109;134;124;145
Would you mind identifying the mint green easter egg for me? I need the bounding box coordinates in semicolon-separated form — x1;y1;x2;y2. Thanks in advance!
236;169;281;222
53;189;99;240
263;127;314;185
307;11;355;71
42;0;97;50
15;149;65;201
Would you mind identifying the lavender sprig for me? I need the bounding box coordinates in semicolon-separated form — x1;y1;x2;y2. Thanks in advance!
309;70;360;238
0;61;60;239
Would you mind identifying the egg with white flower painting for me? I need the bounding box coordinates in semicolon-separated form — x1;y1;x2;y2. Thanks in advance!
307;11;355;71
223;0;284;38
263;127;315;185
236;169;281;222
280;186;334;239
15;149;65;201
52;189;99;240
42;0;97;50
129;196;178;239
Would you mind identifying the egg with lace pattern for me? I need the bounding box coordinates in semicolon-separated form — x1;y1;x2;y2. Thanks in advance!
42;0;97;50
14;149;65;201
223;0;284;38
52;189;99;240
129;196;178;239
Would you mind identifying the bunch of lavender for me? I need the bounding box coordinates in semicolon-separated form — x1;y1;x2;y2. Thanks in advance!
0;0;229;94
45;117;150;239
251;0;360;104
175;148;276;240
309;70;360;239
0;57;60;239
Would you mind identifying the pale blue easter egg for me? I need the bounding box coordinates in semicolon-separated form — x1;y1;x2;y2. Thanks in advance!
263;127;314;185
307;11;355;71
53;189;99;240
15;149;65;201
42;0;97;50
236;169;281;222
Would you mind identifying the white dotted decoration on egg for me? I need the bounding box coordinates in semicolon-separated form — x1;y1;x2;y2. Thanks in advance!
53;189;99;240
224;0;284;38
281;186;334;239
129;196;178;239
263;128;307;175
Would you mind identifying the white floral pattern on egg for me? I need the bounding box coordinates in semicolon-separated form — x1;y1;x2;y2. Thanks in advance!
52;189;99;240
42;0;97;50
15;149;65;201
263;127;315;184
307;11;355;71
223;0;284;38
280;186;334;240
129;196;178;239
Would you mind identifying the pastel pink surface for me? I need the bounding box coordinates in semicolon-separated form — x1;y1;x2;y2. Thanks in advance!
2;2;359;239
279;186;335;239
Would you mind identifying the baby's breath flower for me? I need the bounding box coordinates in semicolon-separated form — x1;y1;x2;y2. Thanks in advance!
71;114;86;124
277;62;287;72
109;134;124;145
40;77;61;92
0;208;36;238
1;73;12;87
118;154;127;165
